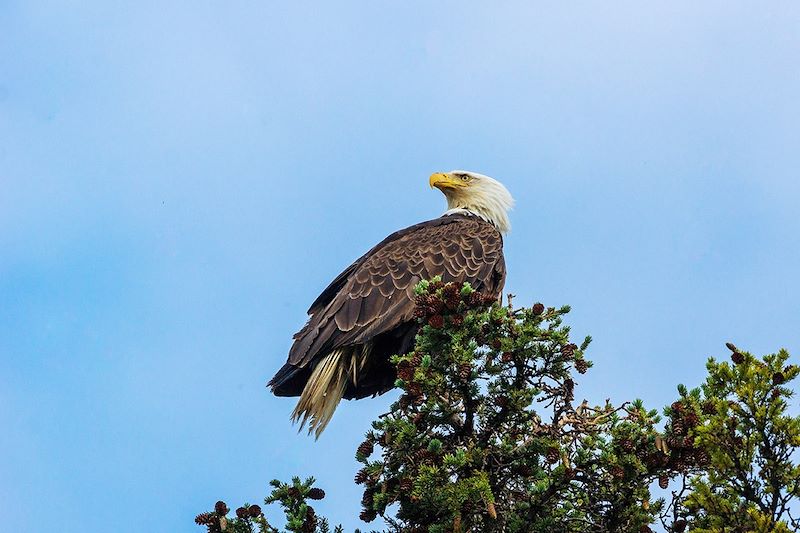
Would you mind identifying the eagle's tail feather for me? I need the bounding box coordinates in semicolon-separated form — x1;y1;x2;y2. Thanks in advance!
291;344;371;438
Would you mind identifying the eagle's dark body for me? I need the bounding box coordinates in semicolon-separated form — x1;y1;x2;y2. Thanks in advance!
269;212;506;435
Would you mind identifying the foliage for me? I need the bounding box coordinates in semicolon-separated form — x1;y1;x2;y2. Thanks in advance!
658;345;800;532
197;279;799;532
195;477;345;533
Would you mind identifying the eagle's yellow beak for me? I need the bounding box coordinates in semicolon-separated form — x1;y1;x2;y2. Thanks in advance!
429;172;465;191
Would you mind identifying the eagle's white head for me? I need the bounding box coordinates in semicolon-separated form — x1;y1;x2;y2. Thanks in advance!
429;170;514;233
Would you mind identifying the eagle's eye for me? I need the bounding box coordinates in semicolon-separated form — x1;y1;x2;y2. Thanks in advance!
459;174;470;182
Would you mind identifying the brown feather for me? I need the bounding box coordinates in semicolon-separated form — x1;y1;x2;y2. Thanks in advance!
269;213;506;414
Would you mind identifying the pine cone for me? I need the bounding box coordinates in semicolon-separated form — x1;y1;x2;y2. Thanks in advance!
468;292;485;307
410;352;423;366
428;314;444;329
287;487;301;499
501;351;513;363
702;400;716;415
396;365;414;382
658;474;669;489
247;505;262;518
671;401;683;412
360;508;378;522
731;351;745;365
458;362;472;380
773;372;786;385
562;343;576;357
450;314;464;327
195;513;215;525
357;440;374;458
307;487;326;500
575;359;588;374
618;439;634;453
671;419;685;436
443;282;459;298
725;342;737;352
532;302;545;315
674;518;687;532
214;501;228;515
399;477;413;492
546;447;560;464
236;507;248;519
407;382;423;398
303;507;317;532
361;489;375;507
354;468;370;484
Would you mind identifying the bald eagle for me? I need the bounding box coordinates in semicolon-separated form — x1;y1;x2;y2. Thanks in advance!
269;171;513;436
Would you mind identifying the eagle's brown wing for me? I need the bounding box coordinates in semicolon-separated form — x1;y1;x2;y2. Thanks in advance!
269;214;505;396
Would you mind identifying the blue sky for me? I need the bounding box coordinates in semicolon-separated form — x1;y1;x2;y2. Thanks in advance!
1;2;798;531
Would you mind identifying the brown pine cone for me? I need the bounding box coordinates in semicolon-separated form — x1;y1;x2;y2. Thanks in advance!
428;314;444;329
357;440;374;458
674;519;687;532
236;507;248;519
195;513;215;525
731;351;745;365
532;302;545;315
458;362;472;380
546;447;560;464
671;401;683;412
303;507;317;532
575;359;588;374
399;477;413;492
773;372;786;385
450;314;464;327
361;489;375;507
407;382;423;398
214;501;229;515
360;508;378;522
468;292;485;307
354;467;370;484
671;419;685;436
443;282;459;298
247;505;262;518
287;487;300;499
410;352;423;366
702;400;716;415
658;474;669;489
396;365;414;382
562;343;576;357
618;439;634;453
307;487;326;500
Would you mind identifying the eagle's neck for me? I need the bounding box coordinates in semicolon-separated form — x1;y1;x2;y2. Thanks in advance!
443;207;509;233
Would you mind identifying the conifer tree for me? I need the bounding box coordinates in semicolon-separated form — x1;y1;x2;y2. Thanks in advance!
196;279;799;532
